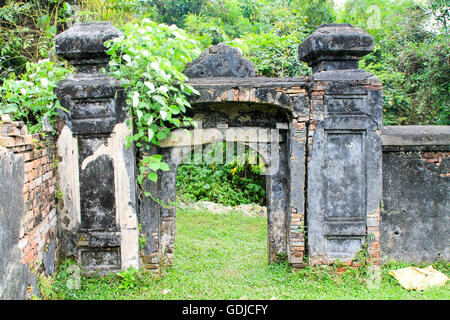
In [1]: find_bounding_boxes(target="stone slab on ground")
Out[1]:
[177,200,267,217]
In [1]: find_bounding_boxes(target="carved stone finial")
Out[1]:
[55,22,123,73]
[298,23,374,74]
[184,43,256,78]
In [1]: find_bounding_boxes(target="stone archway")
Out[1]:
[136,43,312,272]
[55,23,383,274]
[138,98,296,270]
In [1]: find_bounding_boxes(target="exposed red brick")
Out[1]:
[1,129,58,271]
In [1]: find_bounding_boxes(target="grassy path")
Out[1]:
[46,209,450,300]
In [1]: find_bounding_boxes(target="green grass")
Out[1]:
[42,208,450,300]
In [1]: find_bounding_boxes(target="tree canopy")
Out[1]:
[1,0,449,125]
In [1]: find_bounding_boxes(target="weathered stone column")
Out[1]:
[298,24,383,265]
[55,23,139,273]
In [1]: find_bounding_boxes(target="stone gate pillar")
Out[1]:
[298,24,383,265]
[55,23,139,273]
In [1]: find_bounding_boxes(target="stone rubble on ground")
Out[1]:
[177,200,267,217]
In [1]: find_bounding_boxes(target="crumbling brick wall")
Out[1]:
[0,115,58,299]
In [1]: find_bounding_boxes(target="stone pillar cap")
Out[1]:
[298,23,374,73]
[55,22,123,62]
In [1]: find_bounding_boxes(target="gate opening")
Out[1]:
[176,142,267,206]
[174,142,269,272]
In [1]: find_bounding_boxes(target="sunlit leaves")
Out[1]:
[104,19,201,184]
[132,91,140,108]
[0,59,72,133]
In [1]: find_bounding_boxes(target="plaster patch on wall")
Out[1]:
[111,120,139,269]
[80,143,112,171]
[121,229,139,269]
[57,125,80,230]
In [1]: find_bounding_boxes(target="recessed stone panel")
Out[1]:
[325,95,366,115]
[80,248,121,270]
[325,131,366,222]
[71,98,116,120]
[325,236,365,259]
[78,138,117,231]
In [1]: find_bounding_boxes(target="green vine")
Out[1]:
[0,59,71,133]
[104,18,201,186]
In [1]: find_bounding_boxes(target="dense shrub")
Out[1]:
[339,0,450,125]
[184,14,231,47]
[74,0,157,25]
[365,35,449,125]
[177,143,266,206]
[104,18,201,185]
[0,59,71,133]
[0,0,72,80]
[240,31,311,78]
[184,0,334,77]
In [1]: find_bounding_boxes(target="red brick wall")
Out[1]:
[0,115,58,273]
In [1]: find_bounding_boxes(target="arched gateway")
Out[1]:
[55,23,383,274]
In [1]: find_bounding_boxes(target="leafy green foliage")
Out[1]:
[0,0,73,80]
[429,0,449,31]
[74,0,157,25]
[1,0,448,132]
[104,18,201,185]
[235,0,335,77]
[0,59,71,133]
[145,0,206,27]
[183,0,448,123]
[184,0,335,77]
[238,0,335,34]
[364,35,449,125]
[117,267,141,290]
[338,0,450,125]
[184,14,231,47]
[240,31,311,78]
[0,0,74,133]
[177,143,266,206]
[199,0,254,38]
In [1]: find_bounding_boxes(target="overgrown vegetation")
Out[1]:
[182,0,335,78]
[1,0,448,129]
[0,0,72,79]
[38,208,450,300]
[338,0,449,125]
[0,0,74,132]
[104,18,201,186]
[0,58,71,133]
[0,0,448,196]
[176,143,266,206]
